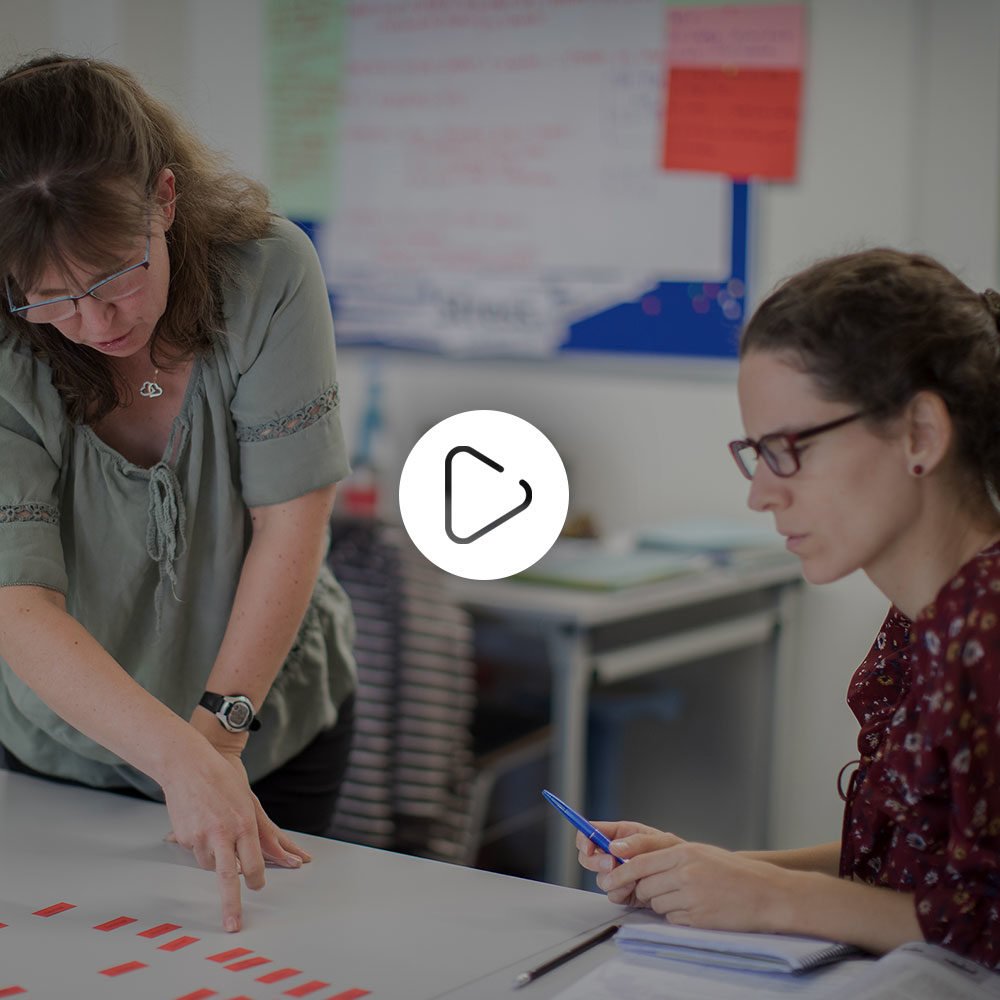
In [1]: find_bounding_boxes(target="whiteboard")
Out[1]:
[312,0,748,359]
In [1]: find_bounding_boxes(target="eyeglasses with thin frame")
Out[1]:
[5,233,151,325]
[728,411,865,480]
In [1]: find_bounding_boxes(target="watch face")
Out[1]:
[227,701,252,730]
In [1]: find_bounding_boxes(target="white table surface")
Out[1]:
[0,770,630,1000]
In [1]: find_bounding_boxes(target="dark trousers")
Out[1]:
[1,693,356,837]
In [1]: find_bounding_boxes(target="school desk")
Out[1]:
[0,769,630,999]
[457,553,804,886]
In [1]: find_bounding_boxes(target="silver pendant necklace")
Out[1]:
[139,369,163,399]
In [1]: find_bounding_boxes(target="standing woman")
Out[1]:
[577,248,1000,966]
[0,55,357,932]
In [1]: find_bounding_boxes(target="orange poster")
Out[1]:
[663,5,804,180]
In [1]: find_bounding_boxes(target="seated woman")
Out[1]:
[578,249,1000,967]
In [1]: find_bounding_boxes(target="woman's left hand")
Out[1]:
[167,708,312,870]
[597,838,790,933]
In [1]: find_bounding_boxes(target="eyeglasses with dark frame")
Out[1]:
[728,411,866,480]
[5,233,151,325]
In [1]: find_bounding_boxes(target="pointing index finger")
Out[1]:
[214,844,244,933]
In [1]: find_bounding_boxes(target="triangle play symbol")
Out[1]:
[444,445,532,544]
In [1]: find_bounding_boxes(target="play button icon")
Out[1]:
[444,445,532,543]
[399,410,569,580]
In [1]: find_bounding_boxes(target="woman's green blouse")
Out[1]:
[0,218,356,797]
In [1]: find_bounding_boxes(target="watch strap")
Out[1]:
[199,692,225,714]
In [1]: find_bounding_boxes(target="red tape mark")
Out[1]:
[94,916,137,932]
[284,982,331,997]
[174,991,217,1000]
[257,968,302,984]
[99,961,148,977]
[225,956,271,972]
[0,988,27,997]
[324,991,371,1000]
[32,902,76,917]
[159,935,200,952]
[207,947,254,963]
[138,922,182,938]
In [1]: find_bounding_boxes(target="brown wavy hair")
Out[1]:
[0,53,273,423]
[740,248,1000,502]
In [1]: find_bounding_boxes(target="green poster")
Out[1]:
[264,0,343,220]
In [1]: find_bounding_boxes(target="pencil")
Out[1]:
[512,923,620,989]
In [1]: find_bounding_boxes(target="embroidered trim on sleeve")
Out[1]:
[236,384,339,444]
[0,503,60,525]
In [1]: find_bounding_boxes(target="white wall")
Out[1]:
[5,0,1000,848]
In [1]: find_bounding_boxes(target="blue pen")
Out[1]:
[542,789,622,865]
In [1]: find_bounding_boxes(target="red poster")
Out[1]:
[663,4,804,180]
[663,66,801,180]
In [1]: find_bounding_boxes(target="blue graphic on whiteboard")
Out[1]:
[561,183,748,359]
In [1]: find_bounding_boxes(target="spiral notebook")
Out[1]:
[615,920,860,975]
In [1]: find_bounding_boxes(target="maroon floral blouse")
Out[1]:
[840,544,1000,967]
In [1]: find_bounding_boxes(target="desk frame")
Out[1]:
[459,558,803,886]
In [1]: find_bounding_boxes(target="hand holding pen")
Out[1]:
[509,793,625,988]
[542,789,624,865]
[573,815,686,909]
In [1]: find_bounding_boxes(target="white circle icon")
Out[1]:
[398,410,569,580]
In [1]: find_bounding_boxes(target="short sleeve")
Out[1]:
[0,336,68,594]
[226,219,350,507]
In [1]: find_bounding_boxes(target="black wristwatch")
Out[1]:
[198,692,261,733]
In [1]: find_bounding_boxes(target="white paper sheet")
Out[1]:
[552,954,870,1000]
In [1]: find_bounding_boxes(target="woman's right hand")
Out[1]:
[159,741,267,933]
[0,590,275,933]
[576,820,683,907]
[186,705,312,870]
